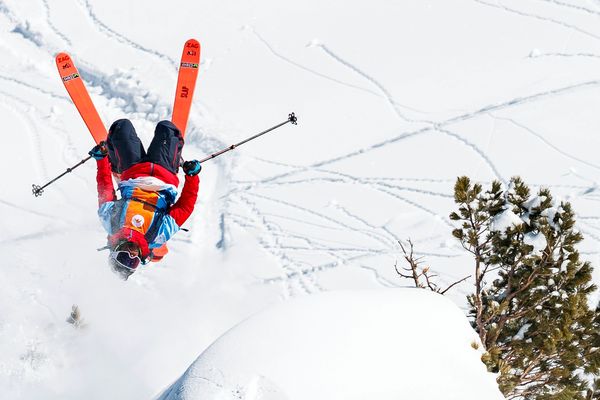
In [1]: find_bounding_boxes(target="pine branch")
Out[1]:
[451,177,600,399]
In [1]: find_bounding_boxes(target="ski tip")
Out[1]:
[185,38,201,51]
[55,52,77,76]
[55,52,73,71]
[180,39,201,67]
[56,52,79,77]
[55,52,70,60]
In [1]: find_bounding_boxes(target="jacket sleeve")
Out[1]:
[168,174,199,226]
[96,157,116,206]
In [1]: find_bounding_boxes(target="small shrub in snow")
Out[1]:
[450,176,600,400]
[395,239,469,294]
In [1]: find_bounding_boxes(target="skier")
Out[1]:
[89,118,202,279]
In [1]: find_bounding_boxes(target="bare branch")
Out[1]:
[396,240,470,296]
[440,275,471,295]
[397,239,425,289]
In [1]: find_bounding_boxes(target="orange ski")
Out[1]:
[56,53,107,144]
[172,39,201,138]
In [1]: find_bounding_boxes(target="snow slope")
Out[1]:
[158,289,504,400]
[2,0,600,398]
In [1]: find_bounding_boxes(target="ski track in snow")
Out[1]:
[11,22,44,47]
[533,0,600,16]
[252,80,600,189]
[216,66,600,284]
[436,127,505,183]
[577,224,600,247]
[368,184,454,228]
[0,1,15,22]
[220,29,600,280]
[41,0,72,46]
[0,199,66,221]
[495,115,600,171]
[229,176,445,286]
[0,229,69,246]
[77,63,170,120]
[232,192,389,286]
[234,195,317,296]
[0,90,49,182]
[78,0,178,69]
[227,169,460,284]
[244,191,404,247]
[249,27,382,98]
[252,28,435,120]
[224,76,600,281]
[0,75,69,102]
[314,43,424,123]
[4,0,175,124]
[230,173,453,204]
[6,0,177,121]
[357,264,399,287]
[474,0,600,41]
[0,78,91,201]
[1,101,84,207]
[529,51,600,60]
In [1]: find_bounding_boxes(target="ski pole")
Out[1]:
[32,155,93,197]
[33,113,298,196]
[195,112,298,164]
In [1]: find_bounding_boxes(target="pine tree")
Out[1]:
[450,176,600,399]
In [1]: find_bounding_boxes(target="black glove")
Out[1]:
[183,160,202,176]
[89,141,108,160]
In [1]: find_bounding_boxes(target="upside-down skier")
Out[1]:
[89,118,202,279]
[33,39,296,280]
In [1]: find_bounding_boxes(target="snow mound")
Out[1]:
[157,289,503,400]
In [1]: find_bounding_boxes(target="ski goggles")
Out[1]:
[110,250,141,270]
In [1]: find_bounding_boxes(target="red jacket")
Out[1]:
[96,157,199,259]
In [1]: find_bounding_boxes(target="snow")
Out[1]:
[524,231,548,253]
[512,323,532,341]
[523,195,543,211]
[541,206,561,230]
[158,289,503,400]
[2,0,600,398]
[491,208,524,232]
